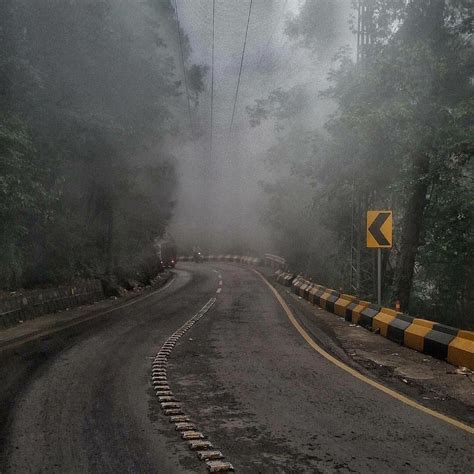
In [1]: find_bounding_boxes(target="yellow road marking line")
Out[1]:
[254,270,474,435]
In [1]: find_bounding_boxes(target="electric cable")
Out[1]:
[228,0,253,135]
[210,0,215,160]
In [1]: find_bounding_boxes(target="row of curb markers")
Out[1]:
[152,296,235,473]
[275,269,474,371]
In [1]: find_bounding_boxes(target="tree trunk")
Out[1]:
[394,153,430,311]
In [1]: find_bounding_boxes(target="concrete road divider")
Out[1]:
[273,268,474,370]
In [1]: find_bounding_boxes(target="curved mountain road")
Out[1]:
[0,262,472,473]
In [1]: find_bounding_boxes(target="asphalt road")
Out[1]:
[0,262,472,473]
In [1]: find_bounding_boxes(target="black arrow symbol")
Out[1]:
[369,212,391,246]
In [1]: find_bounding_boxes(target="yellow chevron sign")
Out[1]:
[367,211,393,248]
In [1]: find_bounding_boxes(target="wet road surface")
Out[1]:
[0,262,472,473]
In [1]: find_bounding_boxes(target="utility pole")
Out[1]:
[350,0,374,297]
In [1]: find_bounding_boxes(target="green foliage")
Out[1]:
[285,0,346,58]
[0,115,55,287]
[0,0,199,289]
[246,86,310,131]
[249,0,473,327]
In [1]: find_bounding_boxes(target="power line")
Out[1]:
[174,0,194,137]
[210,0,215,161]
[228,0,253,136]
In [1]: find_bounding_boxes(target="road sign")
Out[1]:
[367,210,393,305]
[367,211,392,248]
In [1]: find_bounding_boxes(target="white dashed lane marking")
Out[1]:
[151,293,234,472]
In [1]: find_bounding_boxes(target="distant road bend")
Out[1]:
[0,262,472,473]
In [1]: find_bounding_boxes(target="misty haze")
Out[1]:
[0,1,473,473]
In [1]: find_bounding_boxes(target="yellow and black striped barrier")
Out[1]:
[283,272,474,370]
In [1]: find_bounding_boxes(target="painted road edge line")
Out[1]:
[151,294,235,471]
[253,269,474,435]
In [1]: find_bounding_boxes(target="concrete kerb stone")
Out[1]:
[170,415,191,423]
[334,294,357,318]
[358,304,382,329]
[292,277,304,295]
[189,440,213,451]
[321,290,340,314]
[424,324,457,361]
[273,267,474,369]
[181,431,205,440]
[299,281,311,298]
[309,286,326,306]
[206,460,235,472]
[448,330,474,370]
[197,450,224,461]
[175,422,197,431]
[159,396,176,402]
[302,282,313,300]
[372,308,399,337]
[164,408,184,416]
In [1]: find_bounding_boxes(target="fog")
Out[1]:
[3,1,471,326]
[166,0,355,253]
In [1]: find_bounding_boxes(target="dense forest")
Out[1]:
[249,0,473,328]
[0,0,472,329]
[0,0,204,290]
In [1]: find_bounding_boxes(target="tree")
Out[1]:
[247,0,473,326]
[0,0,204,289]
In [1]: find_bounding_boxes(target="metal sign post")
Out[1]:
[367,211,393,306]
[377,248,381,305]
